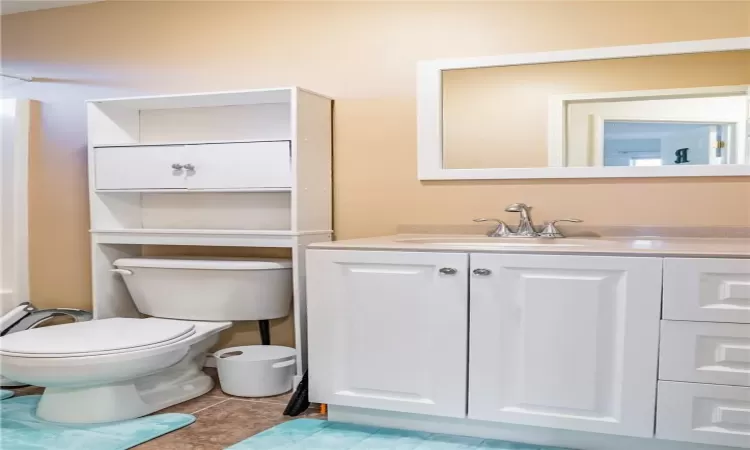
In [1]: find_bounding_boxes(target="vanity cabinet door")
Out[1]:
[307,249,469,418]
[468,253,662,437]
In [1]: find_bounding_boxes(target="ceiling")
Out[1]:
[1,0,103,15]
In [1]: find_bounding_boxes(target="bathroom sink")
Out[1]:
[394,237,614,247]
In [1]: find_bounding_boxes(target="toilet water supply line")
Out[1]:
[0,73,34,82]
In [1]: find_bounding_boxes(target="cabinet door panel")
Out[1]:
[185,141,291,189]
[94,145,186,190]
[307,250,468,418]
[469,254,662,437]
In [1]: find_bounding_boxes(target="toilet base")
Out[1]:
[36,356,213,424]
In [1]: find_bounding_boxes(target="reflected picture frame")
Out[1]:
[417,37,750,180]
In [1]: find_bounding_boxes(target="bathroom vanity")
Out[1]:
[306,235,750,450]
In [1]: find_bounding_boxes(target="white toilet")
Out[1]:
[0,256,293,424]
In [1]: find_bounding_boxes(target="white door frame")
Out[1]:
[1,99,31,310]
[550,85,750,167]
[417,36,750,180]
[589,116,741,167]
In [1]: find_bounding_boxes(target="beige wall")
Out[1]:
[2,1,749,346]
[443,51,750,168]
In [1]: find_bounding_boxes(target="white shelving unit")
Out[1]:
[87,87,333,377]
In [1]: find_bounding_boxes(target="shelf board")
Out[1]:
[90,229,332,247]
[92,138,292,149]
[88,88,294,110]
[95,187,292,194]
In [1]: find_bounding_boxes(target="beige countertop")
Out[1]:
[309,234,750,258]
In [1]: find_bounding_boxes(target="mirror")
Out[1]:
[418,38,750,179]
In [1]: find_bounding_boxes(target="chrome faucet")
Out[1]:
[474,203,583,238]
[505,203,537,237]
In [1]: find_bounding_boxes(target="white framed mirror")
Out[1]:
[417,37,750,180]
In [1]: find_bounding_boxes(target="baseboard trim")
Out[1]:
[327,406,728,450]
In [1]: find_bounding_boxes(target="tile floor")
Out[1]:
[8,368,325,450]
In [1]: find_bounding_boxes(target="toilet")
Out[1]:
[0,256,293,424]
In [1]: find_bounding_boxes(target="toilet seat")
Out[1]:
[0,318,196,358]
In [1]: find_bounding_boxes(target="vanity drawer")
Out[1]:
[663,258,750,324]
[659,320,750,386]
[656,381,750,448]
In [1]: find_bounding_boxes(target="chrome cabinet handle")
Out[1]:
[439,267,458,275]
[171,163,183,170]
[183,163,195,171]
[473,268,491,276]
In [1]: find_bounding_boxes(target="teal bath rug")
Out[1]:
[0,395,194,450]
[0,390,14,400]
[228,419,571,449]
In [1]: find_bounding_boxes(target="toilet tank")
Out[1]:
[112,257,293,321]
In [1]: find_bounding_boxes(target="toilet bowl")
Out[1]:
[0,256,293,424]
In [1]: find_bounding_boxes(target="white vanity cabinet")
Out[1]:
[94,141,292,191]
[307,250,469,418]
[468,253,662,437]
[307,248,750,449]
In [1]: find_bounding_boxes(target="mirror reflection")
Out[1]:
[441,50,750,170]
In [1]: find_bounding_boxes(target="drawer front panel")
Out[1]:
[660,320,750,386]
[663,258,750,324]
[95,145,186,190]
[186,141,292,189]
[656,381,750,448]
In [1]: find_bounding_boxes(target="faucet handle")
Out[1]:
[539,218,583,238]
[473,218,512,237]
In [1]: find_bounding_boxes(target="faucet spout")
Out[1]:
[504,203,537,237]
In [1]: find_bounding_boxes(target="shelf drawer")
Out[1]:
[660,320,750,386]
[663,258,750,323]
[656,381,750,448]
[94,145,186,190]
[94,141,292,191]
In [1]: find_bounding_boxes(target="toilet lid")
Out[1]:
[0,318,196,357]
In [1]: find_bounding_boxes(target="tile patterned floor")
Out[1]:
[6,369,324,450]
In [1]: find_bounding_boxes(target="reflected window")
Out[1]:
[602,121,729,167]
[630,157,662,167]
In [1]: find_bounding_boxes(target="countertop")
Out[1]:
[309,234,750,258]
